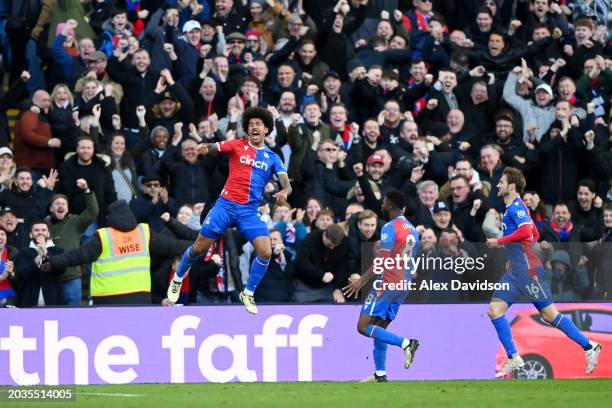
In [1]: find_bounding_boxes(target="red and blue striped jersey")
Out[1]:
[501,197,542,272]
[379,215,420,287]
[216,138,286,205]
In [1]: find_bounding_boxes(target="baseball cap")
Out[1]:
[200,19,215,28]
[0,147,13,157]
[535,83,553,96]
[85,51,107,62]
[323,70,340,81]
[433,201,451,214]
[161,90,178,102]
[367,154,384,166]
[0,207,16,216]
[427,122,450,138]
[141,174,161,184]
[183,20,202,33]
[347,59,365,74]
[227,32,246,42]
[245,29,260,38]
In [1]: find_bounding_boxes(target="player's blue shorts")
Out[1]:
[360,291,403,321]
[200,197,269,242]
[492,266,554,310]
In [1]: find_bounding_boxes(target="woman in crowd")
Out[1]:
[49,83,79,162]
[106,106,151,202]
[75,78,118,142]
[0,147,15,193]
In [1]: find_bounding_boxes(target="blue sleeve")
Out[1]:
[295,222,308,241]
[195,0,211,20]
[510,204,531,227]
[275,219,287,236]
[51,34,74,80]
[300,94,315,111]
[379,223,396,253]
[273,154,286,176]
[410,228,421,257]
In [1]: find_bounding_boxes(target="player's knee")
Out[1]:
[192,238,210,255]
[357,321,369,336]
[257,246,272,260]
[539,309,557,323]
[487,304,503,320]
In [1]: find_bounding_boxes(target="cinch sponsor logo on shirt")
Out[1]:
[240,155,268,171]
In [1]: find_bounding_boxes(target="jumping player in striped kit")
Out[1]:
[167,107,292,313]
[487,167,601,377]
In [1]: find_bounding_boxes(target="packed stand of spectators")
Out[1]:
[0,0,611,307]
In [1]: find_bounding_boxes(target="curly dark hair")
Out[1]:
[385,190,408,211]
[242,106,274,136]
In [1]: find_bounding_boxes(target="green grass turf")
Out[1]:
[2,379,610,408]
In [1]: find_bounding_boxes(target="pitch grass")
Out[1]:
[2,379,611,408]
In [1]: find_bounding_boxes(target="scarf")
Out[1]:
[550,220,573,242]
[63,44,78,57]
[402,10,430,33]
[274,251,287,270]
[285,223,297,246]
[341,123,351,151]
[204,238,226,293]
[531,209,545,228]
[407,77,428,115]
[0,247,15,302]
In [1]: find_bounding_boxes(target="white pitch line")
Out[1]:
[78,392,145,397]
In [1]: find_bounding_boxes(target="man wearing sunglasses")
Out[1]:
[226,32,247,65]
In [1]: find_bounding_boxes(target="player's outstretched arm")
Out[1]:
[197,143,219,156]
[273,173,292,203]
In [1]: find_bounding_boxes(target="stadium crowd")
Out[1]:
[0,0,610,307]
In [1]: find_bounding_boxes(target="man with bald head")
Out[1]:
[14,90,61,178]
[445,109,477,159]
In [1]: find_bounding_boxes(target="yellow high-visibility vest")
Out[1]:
[91,223,151,297]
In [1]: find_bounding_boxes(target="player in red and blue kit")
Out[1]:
[167,107,292,313]
[487,168,601,377]
[343,191,421,382]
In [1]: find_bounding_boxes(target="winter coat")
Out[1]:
[47,190,98,282]
[57,153,117,225]
[106,56,160,129]
[50,34,89,87]
[160,144,216,206]
[0,184,53,221]
[16,245,65,307]
[13,110,55,170]
[295,230,348,290]
[537,123,583,204]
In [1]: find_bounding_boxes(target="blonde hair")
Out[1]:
[51,83,74,107]
[79,115,96,135]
